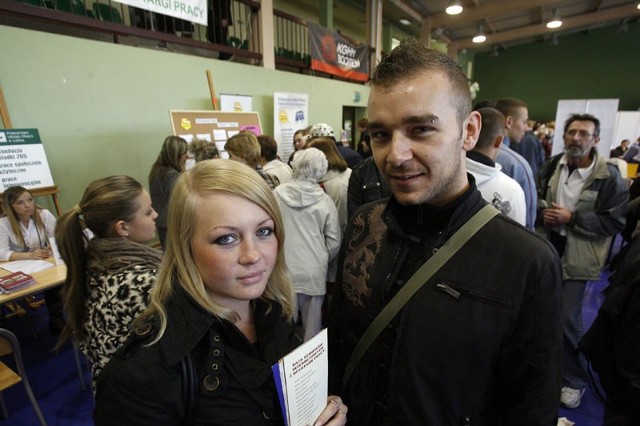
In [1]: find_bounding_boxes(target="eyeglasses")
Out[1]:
[566,129,595,139]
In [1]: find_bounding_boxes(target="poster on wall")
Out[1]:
[0,129,55,192]
[273,92,308,161]
[552,99,619,157]
[308,23,369,82]
[111,0,207,25]
[220,94,253,112]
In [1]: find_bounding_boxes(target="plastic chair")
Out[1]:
[0,328,47,425]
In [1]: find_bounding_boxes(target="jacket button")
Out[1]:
[213,335,221,342]
[211,363,218,370]
[203,374,220,391]
[213,349,221,356]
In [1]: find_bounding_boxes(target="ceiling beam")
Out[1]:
[387,0,422,22]
[429,0,564,28]
[455,3,640,50]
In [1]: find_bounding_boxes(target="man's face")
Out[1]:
[367,70,479,206]
[506,107,529,143]
[563,120,599,166]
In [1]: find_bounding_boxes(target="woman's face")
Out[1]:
[123,190,158,243]
[294,133,306,151]
[191,192,278,312]
[11,191,35,221]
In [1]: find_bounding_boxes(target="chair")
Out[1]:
[0,328,47,425]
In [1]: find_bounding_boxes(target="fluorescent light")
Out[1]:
[399,18,411,26]
[472,34,486,43]
[446,1,463,15]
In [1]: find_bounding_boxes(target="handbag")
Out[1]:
[343,204,499,387]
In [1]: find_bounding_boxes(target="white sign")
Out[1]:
[112,0,207,25]
[220,94,253,112]
[0,129,55,192]
[274,92,308,161]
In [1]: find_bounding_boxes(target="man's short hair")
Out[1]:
[494,98,528,119]
[257,135,278,162]
[476,108,505,151]
[370,38,472,124]
[563,113,601,137]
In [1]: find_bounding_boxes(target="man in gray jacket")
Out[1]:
[538,113,629,409]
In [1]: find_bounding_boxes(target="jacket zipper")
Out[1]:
[382,245,403,299]
[436,282,513,308]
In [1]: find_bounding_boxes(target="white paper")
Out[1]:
[274,329,328,426]
[1,259,55,274]
[48,237,65,266]
[213,129,227,141]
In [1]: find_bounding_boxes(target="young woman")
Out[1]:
[0,186,63,331]
[94,160,347,425]
[288,127,311,166]
[55,176,162,390]
[148,135,189,249]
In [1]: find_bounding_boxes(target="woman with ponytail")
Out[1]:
[55,175,162,390]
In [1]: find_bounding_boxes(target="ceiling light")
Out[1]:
[546,9,562,29]
[637,2,640,9]
[446,0,463,15]
[472,25,486,43]
[399,18,411,26]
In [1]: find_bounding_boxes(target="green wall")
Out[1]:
[473,21,640,122]
[0,25,369,211]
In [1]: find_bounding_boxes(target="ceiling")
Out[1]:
[382,0,640,53]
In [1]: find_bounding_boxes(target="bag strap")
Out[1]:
[342,204,499,387]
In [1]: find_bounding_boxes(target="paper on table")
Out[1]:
[1,259,55,274]
[272,328,328,426]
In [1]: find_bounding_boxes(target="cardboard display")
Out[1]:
[169,110,262,156]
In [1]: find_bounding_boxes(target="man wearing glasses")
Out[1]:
[538,113,629,409]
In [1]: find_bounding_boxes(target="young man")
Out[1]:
[328,38,562,425]
[538,113,629,409]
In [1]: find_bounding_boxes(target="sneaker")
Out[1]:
[560,386,585,408]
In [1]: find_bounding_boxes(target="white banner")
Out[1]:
[0,129,55,192]
[113,0,207,25]
[273,92,309,161]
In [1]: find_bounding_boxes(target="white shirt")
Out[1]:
[554,155,596,235]
[263,159,293,184]
[0,209,56,261]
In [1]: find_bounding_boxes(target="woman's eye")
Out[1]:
[214,234,237,245]
[257,227,274,238]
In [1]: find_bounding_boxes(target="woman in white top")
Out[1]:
[0,186,63,331]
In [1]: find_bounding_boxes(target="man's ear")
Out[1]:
[493,135,504,149]
[504,115,513,130]
[462,111,481,152]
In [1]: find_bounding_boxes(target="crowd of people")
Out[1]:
[3,37,639,425]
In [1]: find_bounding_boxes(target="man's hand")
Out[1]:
[542,203,572,227]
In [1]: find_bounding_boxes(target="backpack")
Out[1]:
[579,235,640,414]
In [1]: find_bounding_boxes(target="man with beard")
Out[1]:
[538,113,629,409]
[329,38,562,425]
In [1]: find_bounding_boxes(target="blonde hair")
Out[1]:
[138,159,295,342]
[307,137,348,172]
[224,131,262,167]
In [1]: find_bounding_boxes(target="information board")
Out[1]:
[169,110,262,158]
[0,128,54,192]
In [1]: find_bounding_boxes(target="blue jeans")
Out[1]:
[562,279,587,389]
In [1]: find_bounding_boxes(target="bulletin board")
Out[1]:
[169,110,263,157]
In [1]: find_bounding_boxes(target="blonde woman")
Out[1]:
[95,160,347,425]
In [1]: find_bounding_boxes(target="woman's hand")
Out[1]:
[30,248,51,260]
[313,396,347,426]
